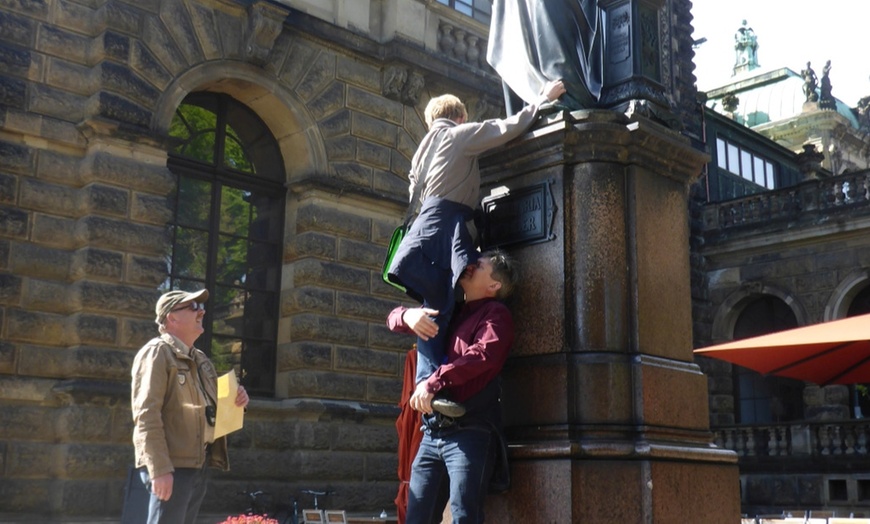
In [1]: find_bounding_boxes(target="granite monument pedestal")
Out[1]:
[479,110,739,523]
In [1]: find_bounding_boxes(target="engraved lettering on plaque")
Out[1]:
[481,182,556,249]
[610,6,631,64]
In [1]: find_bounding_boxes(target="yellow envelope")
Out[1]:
[214,371,244,439]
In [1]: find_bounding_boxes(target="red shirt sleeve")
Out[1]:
[425,303,514,398]
[387,306,413,335]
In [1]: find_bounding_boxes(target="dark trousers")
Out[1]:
[386,197,477,385]
[138,465,210,524]
[415,288,455,385]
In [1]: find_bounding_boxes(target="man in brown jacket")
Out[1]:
[131,289,249,524]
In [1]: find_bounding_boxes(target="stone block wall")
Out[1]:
[1,0,175,505]
[204,399,401,516]
[695,203,870,425]
[0,0,704,519]
[0,0,507,518]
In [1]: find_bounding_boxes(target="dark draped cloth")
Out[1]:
[486,0,603,109]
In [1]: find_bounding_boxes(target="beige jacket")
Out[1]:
[131,333,228,479]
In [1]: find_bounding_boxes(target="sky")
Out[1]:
[690,0,869,107]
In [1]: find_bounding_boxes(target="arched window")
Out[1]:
[847,285,870,417]
[847,284,870,317]
[165,92,285,397]
[732,296,804,423]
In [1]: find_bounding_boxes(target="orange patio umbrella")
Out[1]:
[694,313,870,385]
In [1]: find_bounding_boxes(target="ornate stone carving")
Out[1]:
[245,1,288,66]
[599,0,670,111]
[640,7,659,78]
[383,66,408,99]
[658,0,672,93]
[796,143,825,180]
[382,66,426,106]
[721,93,739,114]
[402,71,425,106]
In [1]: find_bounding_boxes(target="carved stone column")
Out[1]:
[479,110,739,523]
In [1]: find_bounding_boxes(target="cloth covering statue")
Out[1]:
[487,0,603,110]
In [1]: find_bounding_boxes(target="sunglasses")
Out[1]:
[171,302,206,313]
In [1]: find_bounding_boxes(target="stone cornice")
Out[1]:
[755,108,856,143]
[480,110,708,186]
[701,212,870,259]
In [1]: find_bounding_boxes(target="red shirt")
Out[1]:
[387,298,514,402]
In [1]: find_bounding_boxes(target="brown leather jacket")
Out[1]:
[131,333,228,479]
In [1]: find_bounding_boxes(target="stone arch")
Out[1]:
[824,268,870,320]
[151,61,328,182]
[711,283,808,342]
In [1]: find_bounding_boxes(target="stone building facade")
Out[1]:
[0,0,704,520]
[692,22,870,516]
[0,0,507,518]
[694,163,870,516]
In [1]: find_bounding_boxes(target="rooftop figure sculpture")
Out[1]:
[486,0,603,113]
[733,19,759,75]
[819,60,836,109]
[802,62,819,103]
[857,95,870,131]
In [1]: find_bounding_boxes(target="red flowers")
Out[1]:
[218,515,279,524]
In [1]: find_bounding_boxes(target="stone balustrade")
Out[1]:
[436,19,490,71]
[714,420,870,458]
[702,171,870,231]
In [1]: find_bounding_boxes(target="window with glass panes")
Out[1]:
[732,296,804,423]
[437,0,491,23]
[166,92,285,397]
[716,136,776,190]
[848,286,870,418]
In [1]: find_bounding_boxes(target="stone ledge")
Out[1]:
[246,397,398,422]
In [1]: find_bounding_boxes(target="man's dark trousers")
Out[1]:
[139,465,210,524]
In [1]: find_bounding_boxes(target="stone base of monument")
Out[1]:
[488,455,737,522]
[478,109,740,523]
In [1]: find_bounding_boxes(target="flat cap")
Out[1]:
[155,289,208,325]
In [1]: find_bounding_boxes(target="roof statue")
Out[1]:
[721,93,739,114]
[819,60,837,110]
[857,95,870,132]
[733,20,759,76]
[802,62,819,103]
